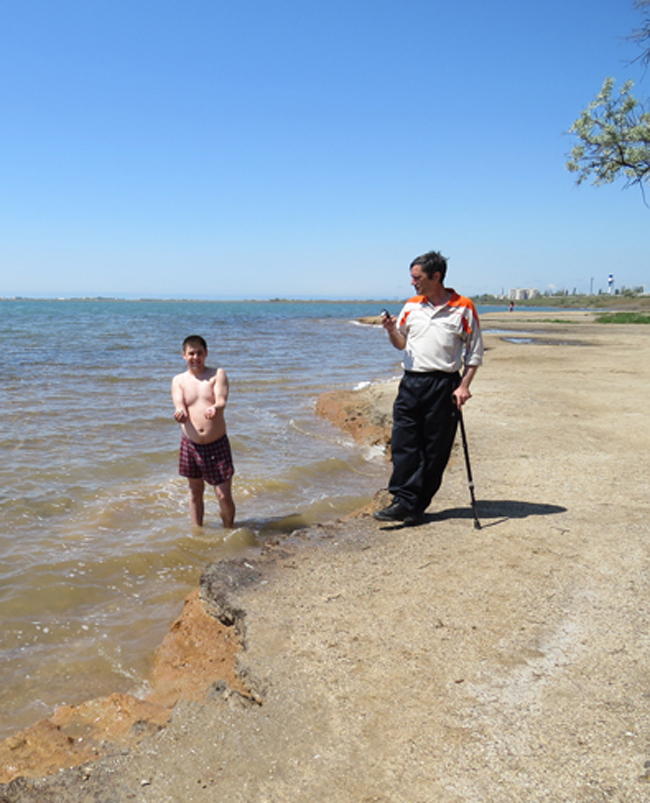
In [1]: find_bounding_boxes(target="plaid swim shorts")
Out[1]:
[179,433,235,486]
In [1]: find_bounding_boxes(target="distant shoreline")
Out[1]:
[473,293,650,311]
[2,294,649,309]
[2,297,406,304]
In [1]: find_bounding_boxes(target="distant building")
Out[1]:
[509,288,540,301]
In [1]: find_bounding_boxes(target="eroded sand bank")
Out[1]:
[2,310,650,802]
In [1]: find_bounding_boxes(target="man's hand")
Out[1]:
[382,314,407,350]
[205,405,217,419]
[452,387,472,408]
[174,408,188,422]
[381,313,397,334]
[453,365,479,408]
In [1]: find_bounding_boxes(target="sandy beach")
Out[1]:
[2,309,650,802]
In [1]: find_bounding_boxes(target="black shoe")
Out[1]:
[402,511,424,526]
[373,501,411,522]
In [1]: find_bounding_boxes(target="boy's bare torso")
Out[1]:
[172,367,228,445]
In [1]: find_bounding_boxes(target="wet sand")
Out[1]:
[2,310,650,802]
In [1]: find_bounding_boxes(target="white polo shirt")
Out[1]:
[397,290,484,373]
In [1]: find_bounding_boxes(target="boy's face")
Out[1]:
[182,344,207,374]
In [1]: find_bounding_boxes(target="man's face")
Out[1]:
[183,345,207,374]
[410,264,440,296]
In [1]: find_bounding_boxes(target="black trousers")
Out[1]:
[388,371,460,515]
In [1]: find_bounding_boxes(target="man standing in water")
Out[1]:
[374,250,483,525]
[171,335,236,528]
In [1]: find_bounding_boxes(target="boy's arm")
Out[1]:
[205,368,229,419]
[171,375,188,422]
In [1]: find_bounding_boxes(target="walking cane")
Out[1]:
[457,408,481,530]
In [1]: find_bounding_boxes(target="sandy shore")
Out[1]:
[2,310,650,802]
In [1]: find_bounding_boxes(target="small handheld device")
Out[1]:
[380,308,391,319]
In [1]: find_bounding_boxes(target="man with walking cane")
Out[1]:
[374,250,484,526]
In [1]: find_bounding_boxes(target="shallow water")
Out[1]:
[1,299,407,738]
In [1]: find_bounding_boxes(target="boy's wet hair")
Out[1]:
[182,335,207,352]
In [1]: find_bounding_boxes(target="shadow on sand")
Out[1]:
[429,499,567,529]
[378,500,568,531]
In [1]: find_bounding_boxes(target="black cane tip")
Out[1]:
[474,520,482,530]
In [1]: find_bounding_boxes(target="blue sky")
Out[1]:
[1,0,648,300]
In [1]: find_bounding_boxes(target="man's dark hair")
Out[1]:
[182,335,207,352]
[410,250,448,282]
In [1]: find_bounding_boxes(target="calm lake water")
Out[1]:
[0,298,503,739]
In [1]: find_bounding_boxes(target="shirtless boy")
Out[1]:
[171,335,236,528]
